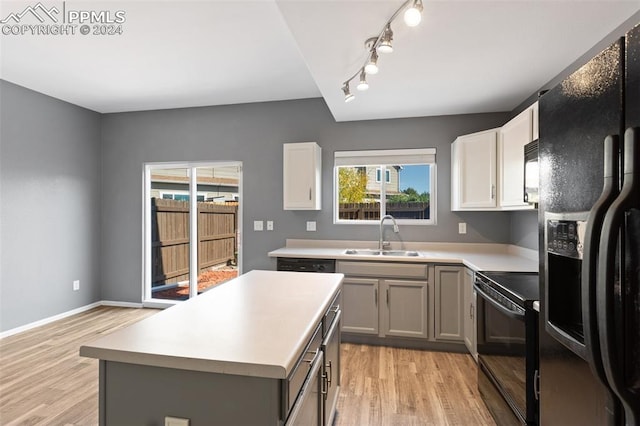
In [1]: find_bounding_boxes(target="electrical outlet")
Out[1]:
[266,220,274,231]
[458,222,467,234]
[306,221,316,232]
[253,220,263,231]
[73,280,80,291]
[165,417,189,426]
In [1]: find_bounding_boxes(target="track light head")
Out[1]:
[377,25,394,54]
[404,0,423,27]
[342,83,355,102]
[357,69,369,91]
[364,50,379,75]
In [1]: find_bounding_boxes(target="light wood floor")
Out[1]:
[0,307,495,425]
[335,344,495,426]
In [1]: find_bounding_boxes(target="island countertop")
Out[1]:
[80,270,343,379]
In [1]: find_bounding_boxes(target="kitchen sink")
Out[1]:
[344,249,381,255]
[343,249,420,257]
[381,250,420,257]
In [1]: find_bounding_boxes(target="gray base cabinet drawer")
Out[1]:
[337,261,428,279]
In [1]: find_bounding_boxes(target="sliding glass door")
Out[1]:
[143,162,242,305]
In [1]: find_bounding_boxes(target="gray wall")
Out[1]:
[0,80,102,331]
[509,210,538,250]
[101,100,510,302]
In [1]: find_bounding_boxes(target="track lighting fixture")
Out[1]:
[340,0,424,103]
[404,0,423,27]
[357,69,369,91]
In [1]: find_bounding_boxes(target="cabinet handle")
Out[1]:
[534,369,540,400]
[309,188,312,200]
[386,289,390,306]
[375,288,378,305]
[326,360,332,386]
[321,372,328,400]
[491,185,496,200]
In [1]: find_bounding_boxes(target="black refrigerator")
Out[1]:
[538,23,640,425]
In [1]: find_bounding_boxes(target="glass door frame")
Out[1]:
[142,161,243,307]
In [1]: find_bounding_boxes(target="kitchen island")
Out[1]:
[80,270,343,425]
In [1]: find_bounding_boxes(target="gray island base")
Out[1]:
[80,270,344,426]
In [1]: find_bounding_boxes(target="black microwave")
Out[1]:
[524,140,539,205]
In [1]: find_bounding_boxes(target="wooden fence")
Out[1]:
[339,202,430,220]
[151,198,238,286]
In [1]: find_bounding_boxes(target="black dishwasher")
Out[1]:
[277,258,336,273]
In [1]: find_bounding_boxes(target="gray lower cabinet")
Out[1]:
[434,265,464,342]
[322,310,341,426]
[463,268,478,360]
[342,277,379,335]
[338,261,429,340]
[381,279,429,339]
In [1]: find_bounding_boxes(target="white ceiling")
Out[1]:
[1,1,639,121]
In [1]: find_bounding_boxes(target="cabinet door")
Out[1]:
[285,353,322,426]
[283,142,321,210]
[322,312,341,426]
[451,129,498,210]
[463,268,477,360]
[341,278,378,335]
[434,266,464,342]
[380,279,429,339]
[499,108,534,208]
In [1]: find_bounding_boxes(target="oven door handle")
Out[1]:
[474,284,525,320]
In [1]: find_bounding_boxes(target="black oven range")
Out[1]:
[474,271,539,426]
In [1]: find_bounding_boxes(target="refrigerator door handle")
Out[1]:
[581,135,619,384]
[597,127,640,426]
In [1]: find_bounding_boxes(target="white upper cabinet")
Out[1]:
[451,128,498,210]
[283,142,322,210]
[451,102,538,211]
[499,105,535,209]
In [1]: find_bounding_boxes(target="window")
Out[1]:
[375,168,391,183]
[334,148,436,224]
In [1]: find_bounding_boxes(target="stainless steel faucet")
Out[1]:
[379,215,399,251]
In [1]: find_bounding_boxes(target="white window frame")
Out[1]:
[333,148,437,226]
[142,161,243,308]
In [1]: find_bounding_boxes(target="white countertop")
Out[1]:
[80,270,343,379]
[269,239,538,273]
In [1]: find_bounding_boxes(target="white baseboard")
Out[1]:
[101,300,144,308]
[0,300,144,339]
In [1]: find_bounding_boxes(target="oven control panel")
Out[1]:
[546,219,585,259]
[475,278,525,316]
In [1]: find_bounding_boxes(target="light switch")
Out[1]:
[306,221,316,232]
[267,220,274,231]
[458,222,467,234]
[253,220,263,231]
